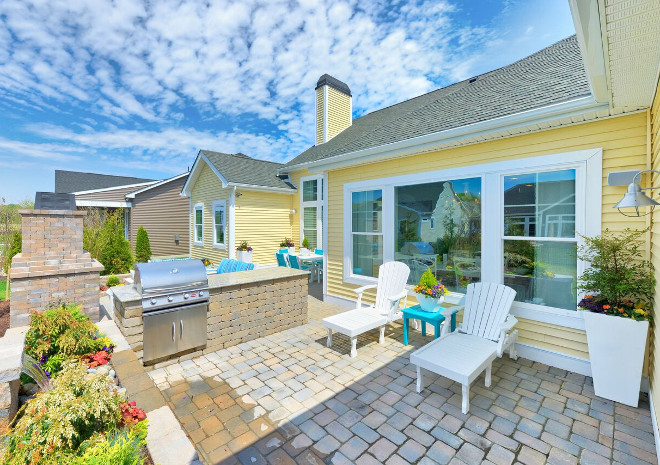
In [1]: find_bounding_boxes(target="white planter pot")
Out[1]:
[300,248,309,256]
[415,293,444,312]
[237,250,253,263]
[288,247,295,254]
[583,311,649,407]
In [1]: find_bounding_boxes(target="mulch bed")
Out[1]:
[0,300,9,337]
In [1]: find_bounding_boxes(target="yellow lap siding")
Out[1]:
[190,164,230,264]
[325,113,649,360]
[649,81,660,422]
[235,191,293,265]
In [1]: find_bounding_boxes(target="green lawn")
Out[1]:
[0,280,9,300]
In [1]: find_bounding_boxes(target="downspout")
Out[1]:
[229,187,236,259]
[188,197,192,258]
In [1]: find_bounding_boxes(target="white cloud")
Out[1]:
[0,0,575,191]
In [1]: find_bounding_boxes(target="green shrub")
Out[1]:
[24,303,113,376]
[418,268,438,288]
[2,230,21,275]
[73,421,148,465]
[302,237,310,249]
[99,211,133,275]
[2,362,121,464]
[106,275,121,287]
[134,226,151,264]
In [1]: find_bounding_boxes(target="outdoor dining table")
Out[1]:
[290,252,323,283]
[402,304,459,345]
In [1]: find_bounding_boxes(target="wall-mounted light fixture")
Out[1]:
[290,209,296,214]
[235,191,243,198]
[612,170,660,217]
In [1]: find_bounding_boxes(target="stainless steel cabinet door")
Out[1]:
[177,303,208,353]
[143,308,178,363]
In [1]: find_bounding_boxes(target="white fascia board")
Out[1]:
[569,0,610,104]
[126,172,189,198]
[228,183,296,194]
[283,97,608,173]
[76,200,132,208]
[181,151,229,197]
[72,181,156,195]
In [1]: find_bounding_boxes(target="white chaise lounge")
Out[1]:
[411,282,518,414]
[322,262,410,357]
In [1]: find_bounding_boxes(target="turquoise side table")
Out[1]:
[403,305,458,345]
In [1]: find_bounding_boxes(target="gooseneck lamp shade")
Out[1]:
[614,169,660,217]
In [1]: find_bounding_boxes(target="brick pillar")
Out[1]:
[9,209,104,327]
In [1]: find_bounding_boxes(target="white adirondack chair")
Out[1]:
[322,262,410,357]
[411,282,518,414]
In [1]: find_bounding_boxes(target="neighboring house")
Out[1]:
[269,0,660,391]
[125,173,190,258]
[180,151,296,265]
[55,170,189,258]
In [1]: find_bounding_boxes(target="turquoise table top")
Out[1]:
[402,305,458,345]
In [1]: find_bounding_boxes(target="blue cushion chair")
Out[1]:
[276,253,289,267]
[314,249,323,255]
[278,248,289,254]
[289,255,313,282]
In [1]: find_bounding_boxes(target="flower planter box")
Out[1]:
[288,247,295,255]
[583,311,648,407]
[237,250,253,263]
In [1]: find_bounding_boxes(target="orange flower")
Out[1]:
[619,308,624,313]
[585,294,593,299]
[603,305,611,310]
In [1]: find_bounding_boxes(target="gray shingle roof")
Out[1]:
[201,150,294,190]
[284,35,590,169]
[55,170,156,193]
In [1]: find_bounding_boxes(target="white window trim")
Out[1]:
[300,174,324,250]
[193,202,204,246]
[342,148,602,329]
[212,200,226,249]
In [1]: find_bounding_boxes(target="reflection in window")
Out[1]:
[303,179,318,202]
[303,207,318,249]
[504,170,575,238]
[503,169,577,310]
[352,190,383,278]
[394,178,481,291]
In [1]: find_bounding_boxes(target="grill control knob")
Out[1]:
[167,295,174,302]
[183,293,189,299]
[150,298,157,305]
[199,291,204,297]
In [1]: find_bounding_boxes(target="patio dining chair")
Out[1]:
[289,254,313,282]
[322,262,410,357]
[275,252,289,268]
[411,282,518,414]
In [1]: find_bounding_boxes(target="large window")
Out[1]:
[342,149,601,323]
[503,169,577,310]
[351,190,383,278]
[194,203,203,245]
[301,176,323,250]
[395,178,481,291]
[212,201,226,248]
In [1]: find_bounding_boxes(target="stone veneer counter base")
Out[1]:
[112,267,310,367]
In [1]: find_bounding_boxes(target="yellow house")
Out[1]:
[275,2,660,439]
[181,150,297,265]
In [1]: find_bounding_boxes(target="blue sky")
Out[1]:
[0,0,576,203]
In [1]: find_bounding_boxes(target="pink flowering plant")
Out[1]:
[413,268,448,299]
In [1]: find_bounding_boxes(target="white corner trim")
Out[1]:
[188,197,192,257]
[514,343,592,377]
[75,200,132,208]
[228,187,236,259]
[649,388,660,464]
[569,0,610,104]
[322,172,329,297]
[72,181,156,196]
[126,172,189,198]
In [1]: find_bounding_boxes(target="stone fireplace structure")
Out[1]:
[9,209,103,327]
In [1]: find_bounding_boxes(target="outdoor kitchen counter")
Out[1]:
[207,267,309,289]
[111,266,310,366]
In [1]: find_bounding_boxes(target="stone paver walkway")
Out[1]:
[148,296,658,465]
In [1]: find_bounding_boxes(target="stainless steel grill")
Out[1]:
[134,260,209,364]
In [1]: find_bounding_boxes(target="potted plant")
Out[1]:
[301,237,310,256]
[577,228,654,407]
[280,238,295,254]
[236,241,253,263]
[413,268,448,312]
